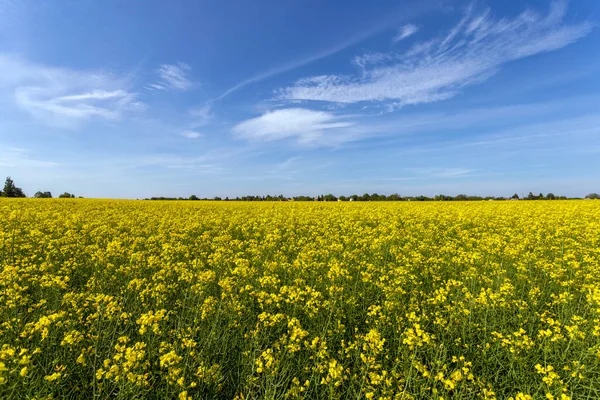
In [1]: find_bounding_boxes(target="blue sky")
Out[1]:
[1,0,599,198]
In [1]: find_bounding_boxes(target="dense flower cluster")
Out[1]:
[1,199,599,399]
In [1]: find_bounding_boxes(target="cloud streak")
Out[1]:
[213,1,436,101]
[188,104,213,126]
[0,54,142,127]
[152,62,193,91]
[233,108,355,144]
[393,24,418,42]
[180,130,203,139]
[278,1,591,107]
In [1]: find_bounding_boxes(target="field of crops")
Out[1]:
[1,199,599,399]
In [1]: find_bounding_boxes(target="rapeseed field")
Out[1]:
[1,199,599,399]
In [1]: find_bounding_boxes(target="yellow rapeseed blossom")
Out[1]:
[1,199,599,398]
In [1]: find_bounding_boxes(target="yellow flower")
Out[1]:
[179,391,191,400]
[44,372,62,382]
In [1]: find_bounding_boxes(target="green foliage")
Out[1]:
[34,191,53,198]
[2,177,26,198]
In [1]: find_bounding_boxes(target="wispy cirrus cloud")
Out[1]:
[15,88,138,120]
[393,23,418,42]
[269,156,302,174]
[232,108,356,144]
[180,130,203,139]
[188,104,213,126]
[150,62,194,91]
[211,1,437,102]
[278,1,592,107]
[0,54,143,127]
[126,147,260,173]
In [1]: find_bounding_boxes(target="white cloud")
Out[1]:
[232,108,354,144]
[278,1,591,106]
[146,83,167,91]
[155,62,193,90]
[211,3,435,101]
[122,148,258,174]
[180,130,203,139]
[188,104,213,126]
[0,54,142,127]
[393,23,418,42]
[15,88,138,120]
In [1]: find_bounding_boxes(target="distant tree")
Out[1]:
[388,193,402,201]
[585,193,600,199]
[293,196,313,201]
[34,191,53,198]
[58,192,74,198]
[2,177,16,197]
[140,191,581,202]
[2,177,26,198]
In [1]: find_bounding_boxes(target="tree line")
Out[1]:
[0,177,79,198]
[149,192,600,202]
[2,176,598,201]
